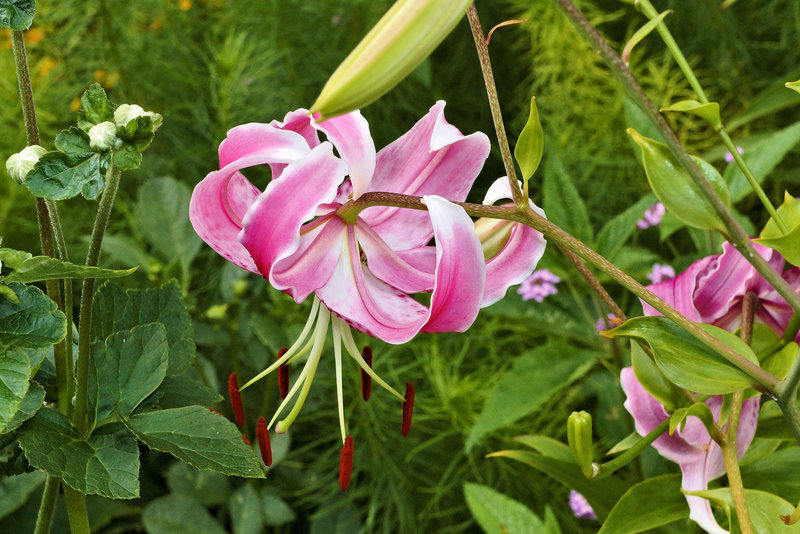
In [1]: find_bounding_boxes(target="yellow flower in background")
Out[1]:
[93,70,120,89]
[38,58,58,77]
[179,0,193,11]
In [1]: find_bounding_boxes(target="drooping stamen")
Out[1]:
[338,319,404,401]
[228,372,245,427]
[277,348,289,399]
[339,435,354,491]
[402,382,415,437]
[257,416,273,467]
[361,346,372,401]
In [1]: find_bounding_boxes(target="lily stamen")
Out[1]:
[228,372,245,427]
[339,435,354,491]
[257,416,272,467]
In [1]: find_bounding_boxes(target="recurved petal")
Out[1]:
[239,142,347,300]
[356,222,434,293]
[312,111,376,200]
[680,458,729,534]
[641,258,708,321]
[218,122,312,168]
[270,109,321,149]
[360,101,490,250]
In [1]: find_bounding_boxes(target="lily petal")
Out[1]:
[312,111,376,200]
[681,459,729,534]
[361,101,490,250]
[641,259,708,321]
[218,122,311,169]
[270,109,321,149]
[356,222,434,293]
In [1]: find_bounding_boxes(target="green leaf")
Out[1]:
[463,482,545,534]
[466,344,595,450]
[24,151,103,200]
[741,447,800,501]
[756,192,800,266]
[761,342,798,381]
[514,96,544,183]
[724,122,800,203]
[0,251,135,284]
[3,382,44,434]
[669,403,715,436]
[543,153,593,243]
[621,10,671,64]
[604,317,758,394]
[788,79,800,95]
[0,0,35,30]
[309,500,362,534]
[54,127,92,156]
[17,408,139,498]
[230,484,263,534]
[629,129,730,233]
[661,100,722,130]
[686,488,800,533]
[135,177,202,270]
[166,462,229,506]
[117,116,155,151]
[631,341,682,411]
[728,77,800,131]
[112,144,142,171]
[262,492,297,526]
[0,348,37,434]
[93,282,195,375]
[142,495,226,534]
[0,471,45,519]
[127,406,263,477]
[78,83,116,130]
[88,324,169,429]
[155,371,222,409]
[598,474,686,534]
[0,283,65,349]
[594,194,655,260]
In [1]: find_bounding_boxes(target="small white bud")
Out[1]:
[114,103,162,131]
[88,121,118,151]
[6,145,47,184]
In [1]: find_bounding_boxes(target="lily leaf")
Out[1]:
[669,402,715,436]
[514,96,544,183]
[598,474,686,534]
[662,99,722,130]
[755,191,800,266]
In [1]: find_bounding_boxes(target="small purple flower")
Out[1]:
[518,269,560,302]
[596,313,617,331]
[646,263,676,285]
[724,146,743,163]
[569,490,596,520]
[636,202,665,230]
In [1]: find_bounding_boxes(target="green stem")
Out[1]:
[634,0,785,232]
[72,164,122,436]
[594,419,669,479]
[33,477,60,534]
[63,485,90,534]
[466,4,524,206]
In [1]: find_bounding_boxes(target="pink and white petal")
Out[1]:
[483,221,547,305]
[680,459,729,534]
[239,142,347,299]
[421,196,486,333]
[641,259,709,320]
[270,109,321,149]
[360,101,491,250]
[270,217,348,302]
[620,368,705,464]
[190,168,261,274]
[735,396,760,461]
[218,122,311,168]
[312,111,376,200]
[693,244,762,325]
[356,223,434,293]
[397,247,437,275]
[316,227,430,343]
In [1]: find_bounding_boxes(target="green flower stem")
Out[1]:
[560,246,627,322]
[634,0,785,233]
[593,419,669,479]
[33,477,60,534]
[466,4,524,207]
[338,193,780,396]
[63,485,90,534]
[73,164,122,436]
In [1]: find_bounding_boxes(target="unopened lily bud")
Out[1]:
[88,121,118,151]
[567,411,596,478]
[311,0,473,119]
[474,217,514,260]
[6,145,47,184]
[114,103,163,131]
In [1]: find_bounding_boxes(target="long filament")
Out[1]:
[338,317,404,401]
[332,320,347,444]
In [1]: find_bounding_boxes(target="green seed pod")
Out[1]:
[311,0,473,119]
[567,411,595,478]
[628,128,730,233]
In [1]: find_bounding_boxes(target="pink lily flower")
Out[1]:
[621,368,759,534]
[189,102,546,446]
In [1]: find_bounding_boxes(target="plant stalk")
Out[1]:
[63,485,90,534]
[33,477,61,534]
[593,419,669,479]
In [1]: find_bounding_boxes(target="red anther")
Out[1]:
[360,346,372,401]
[339,435,354,491]
[401,382,414,437]
[228,372,245,427]
[277,347,289,400]
[257,416,272,467]
[241,433,251,446]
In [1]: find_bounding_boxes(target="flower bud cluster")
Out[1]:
[5,145,47,184]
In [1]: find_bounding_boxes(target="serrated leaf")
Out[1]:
[1,252,135,284]
[544,153,593,243]
[17,408,139,498]
[0,283,65,349]
[54,126,92,156]
[93,282,195,375]
[112,145,142,171]
[135,177,202,270]
[466,343,596,450]
[78,83,116,130]
[142,495,226,534]
[0,348,36,434]
[3,382,44,434]
[24,151,103,200]
[662,99,721,130]
[464,482,544,534]
[0,0,35,30]
[88,324,169,429]
[622,10,671,65]
[117,116,154,151]
[128,406,263,478]
[514,96,544,183]
[604,317,758,394]
[155,371,222,409]
[756,192,800,266]
[598,474,686,534]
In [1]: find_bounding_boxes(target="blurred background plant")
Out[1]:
[2,0,800,532]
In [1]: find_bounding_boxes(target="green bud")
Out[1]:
[567,411,596,478]
[311,0,473,119]
[88,121,118,151]
[5,145,47,184]
[628,128,730,233]
[514,96,544,185]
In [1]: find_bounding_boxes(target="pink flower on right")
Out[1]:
[622,242,800,533]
